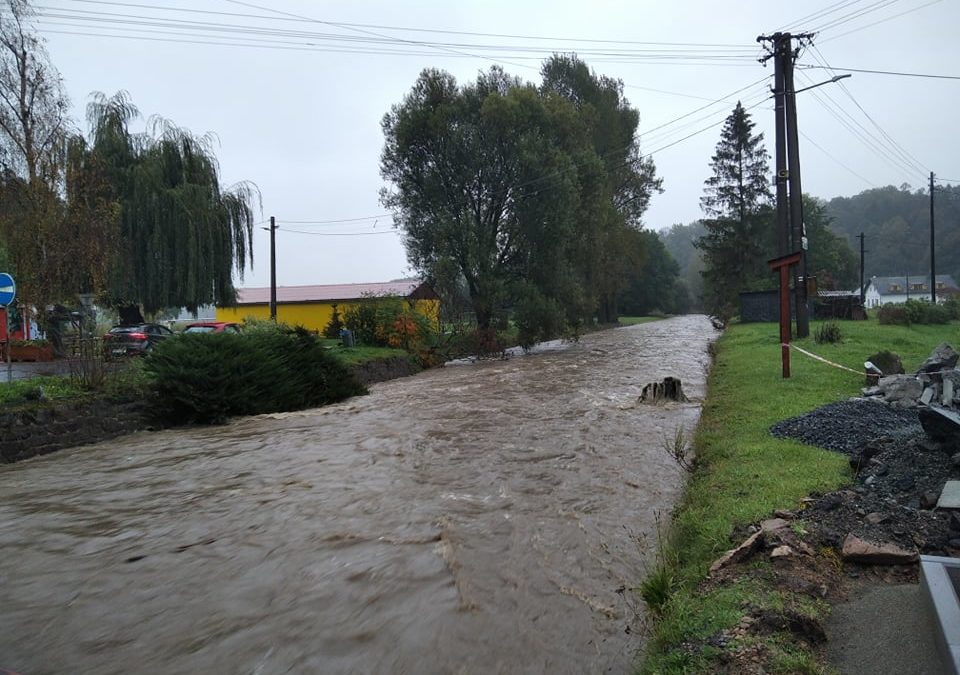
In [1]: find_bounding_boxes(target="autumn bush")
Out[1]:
[144,322,366,424]
[342,295,438,360]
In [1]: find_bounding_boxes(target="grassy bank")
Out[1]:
[641,317,960,673]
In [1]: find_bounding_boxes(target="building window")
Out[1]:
[889,284,901,292]
[910,283,927,292]
[937,282,945,289]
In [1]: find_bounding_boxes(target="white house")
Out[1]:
[862,274,959,308]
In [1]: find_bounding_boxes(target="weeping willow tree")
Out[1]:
[83,91,258,315]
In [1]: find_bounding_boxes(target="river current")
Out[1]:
[0,315,715,674]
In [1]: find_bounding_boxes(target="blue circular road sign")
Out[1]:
[0,273,16,306]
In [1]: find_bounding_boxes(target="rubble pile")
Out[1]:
[862,342,960,410]
[764,342,960,565]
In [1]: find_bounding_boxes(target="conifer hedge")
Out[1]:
[143,323,366,424]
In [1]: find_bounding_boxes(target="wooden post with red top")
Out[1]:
[768,252,802,378]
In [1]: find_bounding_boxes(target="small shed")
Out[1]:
[215,279,439,333]
[739,289,795,323]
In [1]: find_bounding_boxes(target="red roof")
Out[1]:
[235,279,426,305]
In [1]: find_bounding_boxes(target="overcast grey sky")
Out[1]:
[35,0,960,288]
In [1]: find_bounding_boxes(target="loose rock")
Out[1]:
[841,535,918,564]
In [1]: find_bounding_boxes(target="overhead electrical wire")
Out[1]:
[819,0,943,42]
[796,64,960,80]
[808,0,904,33]
[44,0,757,48]
[796,70,927,182]
[281,228,398,236]
[808,44,929,176]
[777,0,867,32]
[27,1,759,68]
[798,129,878,187]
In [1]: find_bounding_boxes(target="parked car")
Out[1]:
[182,321,242,334]
[103,323,175,357]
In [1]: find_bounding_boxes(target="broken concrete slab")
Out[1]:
[922,387,935,405]
[944,373,959,407]
[842,534,918,564]
[938,481,960,510]
[878,374,923,404]
[918,343,959,375]
[920,406,960,446]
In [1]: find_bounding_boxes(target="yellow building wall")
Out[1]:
[216,298,440,334]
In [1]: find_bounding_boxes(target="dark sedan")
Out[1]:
[103,323,174,357]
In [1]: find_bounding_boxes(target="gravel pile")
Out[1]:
[769,399,922,455]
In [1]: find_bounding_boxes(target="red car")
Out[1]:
[182,321,242,334]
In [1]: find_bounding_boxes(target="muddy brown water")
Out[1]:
[0,316,715,675]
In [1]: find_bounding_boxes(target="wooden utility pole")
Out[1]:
[268,215,278,320]
[930,171,936,304]
[773,40,790,258]
[782,38,811,338]
[758,31,814,338]
[858,232,866,305]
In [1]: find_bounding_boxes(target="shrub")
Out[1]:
[877,304,910,325]
[342,295,437,354]
[944,296,960,320]
[323,305,344,339]
[143,322,366,424]
[814,321,842,344]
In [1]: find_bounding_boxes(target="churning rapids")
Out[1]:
[0,316,716,675]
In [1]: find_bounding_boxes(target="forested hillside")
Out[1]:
[824,184,960,283]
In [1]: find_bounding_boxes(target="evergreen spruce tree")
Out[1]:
[695,102,773,319]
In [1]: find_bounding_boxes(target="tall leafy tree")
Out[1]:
[83,91,258,314]
[696,102,773,317]
[0,0,77,316]
[618,229,689,316]
[802,194,858,289]
[540,54,661,322]
[381,67,591,334]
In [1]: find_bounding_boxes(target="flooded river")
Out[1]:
[0,315,715,675]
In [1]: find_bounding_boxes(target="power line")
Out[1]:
[799,129,878,187]
[797,64,960,80]
[777,0,866,32]
[796,69,927,181]
[809,0,904,33]
[819,0,944,42]
[281,228,399,236]
[809,45,929,176]
[32,7,757,58]
[278,215,392,225]
[44,0,757,48]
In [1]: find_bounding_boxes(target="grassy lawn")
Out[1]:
[0,375,86,407]
[640,317,960,674]
[328,345,410,366]
[619,315,670,325]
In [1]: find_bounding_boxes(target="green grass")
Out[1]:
[619,315,670,325]
[328,345,411,366]
[640,317,959,674]
[0,375,87,407]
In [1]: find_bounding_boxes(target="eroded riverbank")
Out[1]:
[0,315,715,675]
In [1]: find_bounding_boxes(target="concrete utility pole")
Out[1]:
[857,232,867,305]
[930,171,936,304]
